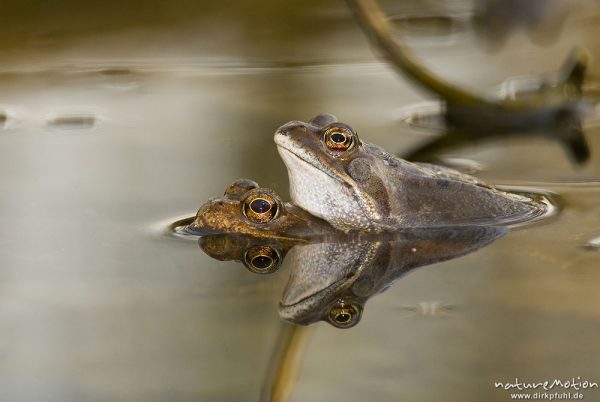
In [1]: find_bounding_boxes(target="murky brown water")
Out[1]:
[0,1,599,401]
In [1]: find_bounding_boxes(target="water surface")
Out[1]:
[0,1,599,401]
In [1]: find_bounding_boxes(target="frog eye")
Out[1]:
[243,192,279,223]
[323,126,356,152]
[327,300,362,328]
[243,245,282,274]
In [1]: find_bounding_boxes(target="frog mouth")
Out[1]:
[274,133,347,184]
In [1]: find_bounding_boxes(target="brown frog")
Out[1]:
[186,178,340,241]
[274,114,544,232]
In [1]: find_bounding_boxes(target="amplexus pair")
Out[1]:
[188,114,544,239]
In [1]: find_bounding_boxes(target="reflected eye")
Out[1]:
[324,126,356,152]
[328,300,362,328]
[243,245,281,274]
[243,193,279,223]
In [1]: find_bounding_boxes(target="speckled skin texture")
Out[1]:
[186,178,339,241]
[275,114,543,232]
[278,225,507,327]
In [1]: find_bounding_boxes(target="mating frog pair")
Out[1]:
[186,115,543,328]
[190,183,507,328]
[190,114,543,238]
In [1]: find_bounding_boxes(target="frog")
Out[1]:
[186,178,340,241]
[274,114,544,232]
[279,225,507,328]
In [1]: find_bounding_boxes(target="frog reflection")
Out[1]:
[199,234,293,275]
[279,225,506,328]
[197,225,506,328]
[186,178,339,241]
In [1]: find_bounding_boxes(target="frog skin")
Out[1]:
[274,114,544,232]
[279,225,507,328]
[186,178,340,241]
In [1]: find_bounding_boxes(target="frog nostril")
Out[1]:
[275,120,304,136]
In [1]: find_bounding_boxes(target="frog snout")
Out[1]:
[274,120,305,137]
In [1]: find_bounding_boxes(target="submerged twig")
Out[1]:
[260,323,313,402]
[347,0,591,163]
[346,0,588,110]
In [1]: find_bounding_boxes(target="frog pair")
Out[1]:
[189,178,508,328]
[191,113,543,237]
[186,114,543,328]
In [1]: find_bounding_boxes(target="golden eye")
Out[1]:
[243,245,281,274]
[243,193,279,223]
[328,300,361,328]
[323,126,356,152]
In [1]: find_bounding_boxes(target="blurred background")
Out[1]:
[0,1,599,401]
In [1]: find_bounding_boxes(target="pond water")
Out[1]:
[0,1,599,401]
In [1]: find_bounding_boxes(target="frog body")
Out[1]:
[275,114,543,232]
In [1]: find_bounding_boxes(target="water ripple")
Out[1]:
[584,236,600,251]
[46,114,97,130]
